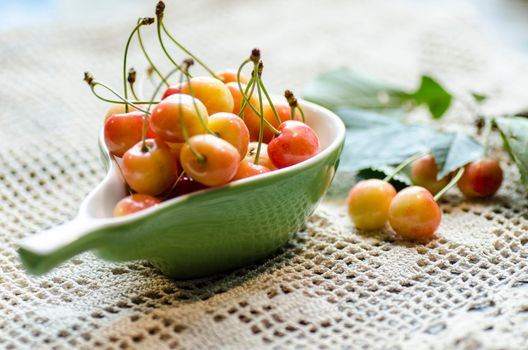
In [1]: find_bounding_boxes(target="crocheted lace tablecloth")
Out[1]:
[1,1,527,349]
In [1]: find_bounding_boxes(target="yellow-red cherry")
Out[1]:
[161,85,182,100]
[246,142,276,170]
[180,135,240,187]
[410,154,451,195]
[122,138,179,195]
[232,159,270,181]
[113,194,160,217]
[347,179,396,230]
[268,120,320,168]
[150,94,208,143]
[215,69,249,84]
[244,103,302,143]
[457,159,503,198]
[180,76,234,115]
[208,112,250,160]
[388,186,442,240]
[104,104,137,121]
[104,111,156,157]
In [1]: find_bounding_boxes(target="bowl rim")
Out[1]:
[91,98,345,224]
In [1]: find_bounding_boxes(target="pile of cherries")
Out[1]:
[347,154,503,241]
[86,2,320,217]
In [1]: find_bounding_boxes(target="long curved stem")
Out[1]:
[296,105,306,123]
[254,64,265,164]
[383,152,428,182]
[434,167,465,201]
[257,78,281,125]
[87,85,158,105]
[161,21,217,79]
[156,21,189,77]
[89,81,150,114]
[137,23,169,87]
[123,21,145,113]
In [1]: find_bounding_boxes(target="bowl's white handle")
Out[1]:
[18,217,107,275]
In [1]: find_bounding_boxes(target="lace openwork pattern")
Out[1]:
[0,1,527,349]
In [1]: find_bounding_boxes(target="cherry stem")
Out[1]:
[87,82,158,105]
[128,68,139,100]
[238,76,256,120]
[183,59,214,135]
[434,167,465,202]
[236,49,260,117]
[257,75,281,125]
[285,89,305,122]
[482,117,493,158]
[297,106,306,123]
[254,62,265,164]
[236,61,280,135]
[236,58,253,118]
[178,62,205,163]
[160,21,218,79]
[163,170,186,200]
[156,20,189,77]
[137,20,169,87]
[84,72,150,114]
[123,18,154,113]
[383,152,428,182]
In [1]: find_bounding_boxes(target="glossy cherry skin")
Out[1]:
[347,179,397,230]
[268,120,320,168]
[410,154,451,195]
[232,159,270,181]
[166,142,184,159]
[388,186,442,240]
[161,85,182,100]
[150,94,208,143]
[180,135,240,186]
[122,139,179,195]
[180,76,234,115]
[273,103,302,123]
[244,103,302,143]
[166,174,208,199]
[104,111,157,157]
[215,69,249,84]
[208,112,250,160]
[113,194,160,217]
[104,104,137,121]
[225,82,261,121]
[457,159,503,198]
[245,142,276,170]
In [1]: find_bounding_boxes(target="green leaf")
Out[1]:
[303,68,453,119]
[303,68,411,113]
[356,166,411,191]
[337,109,483,179]
[471,92,488,103]
[494,116,528,188]
[411,75,453,119]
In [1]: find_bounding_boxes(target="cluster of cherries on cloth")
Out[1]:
[347,154,503,241]
[91,24,319,217]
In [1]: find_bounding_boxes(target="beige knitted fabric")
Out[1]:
[1,1,527,349]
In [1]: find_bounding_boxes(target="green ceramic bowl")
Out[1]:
[18,99,345,279]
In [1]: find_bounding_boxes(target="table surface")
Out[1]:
[1,1,527,349]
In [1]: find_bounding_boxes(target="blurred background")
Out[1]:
[1,0,527,146]
[0,1,527,348]
[1,0,527,51]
